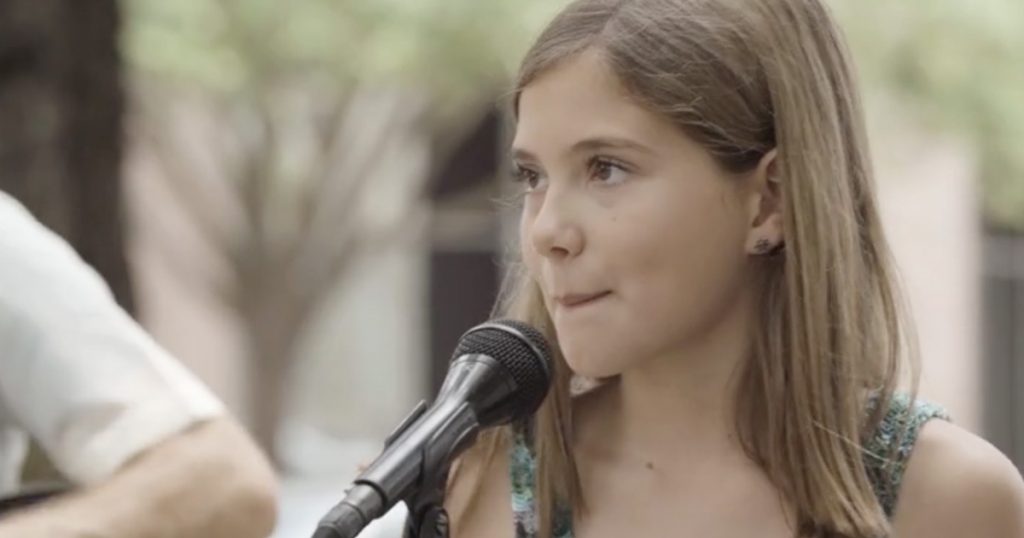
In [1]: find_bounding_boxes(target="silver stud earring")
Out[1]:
[753,239,785,256]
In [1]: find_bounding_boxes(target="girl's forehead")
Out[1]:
[514,65,682,161]
[518,61,640,126]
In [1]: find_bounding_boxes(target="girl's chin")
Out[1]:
[562,352,627,380]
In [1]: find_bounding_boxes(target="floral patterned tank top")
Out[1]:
[508,393,950,537]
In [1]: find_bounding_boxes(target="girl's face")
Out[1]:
[514,51,764,378]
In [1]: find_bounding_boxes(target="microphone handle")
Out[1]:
[313,400,478,538]
[313,484,384,538]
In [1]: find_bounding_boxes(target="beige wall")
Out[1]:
[871,105,983,431]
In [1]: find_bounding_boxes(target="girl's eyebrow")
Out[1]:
[511,135,655,163]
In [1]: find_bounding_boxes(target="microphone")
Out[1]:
[313,319,553,538]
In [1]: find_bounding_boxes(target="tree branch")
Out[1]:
[131,102,240,268]
[292,87,430,296]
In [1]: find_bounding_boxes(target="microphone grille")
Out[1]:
[452,319,552,418]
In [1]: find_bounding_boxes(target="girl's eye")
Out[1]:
[588,157,630,185]
[511,163,544,191]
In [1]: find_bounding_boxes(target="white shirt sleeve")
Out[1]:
[0,192,225,485]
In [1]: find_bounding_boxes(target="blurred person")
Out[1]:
[0,189,278,537]
[445,1,1024,537]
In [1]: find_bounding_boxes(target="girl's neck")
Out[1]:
[576,289,757,465]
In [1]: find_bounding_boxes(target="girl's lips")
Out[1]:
[556,291,612,308]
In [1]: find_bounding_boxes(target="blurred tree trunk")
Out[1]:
[0,0,129,482]
[137,85,431,464]
[0,0,133,311]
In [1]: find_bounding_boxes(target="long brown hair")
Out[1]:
[465,1,918,536]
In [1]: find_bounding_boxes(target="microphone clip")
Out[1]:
[399,399,478,538]
[403,472,451,538]
[401,413,456,538]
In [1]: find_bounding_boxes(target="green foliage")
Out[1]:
[124,0,568,102]
[124,0,1024,228]
[834,0,1024,229]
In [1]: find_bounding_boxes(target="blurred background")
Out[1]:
[0,0,1021,536]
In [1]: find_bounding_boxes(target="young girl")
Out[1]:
[446,0,1024,537]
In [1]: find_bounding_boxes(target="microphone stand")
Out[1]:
[402,461,451,538]
[312,397,472,538]
[402,399,458,538]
